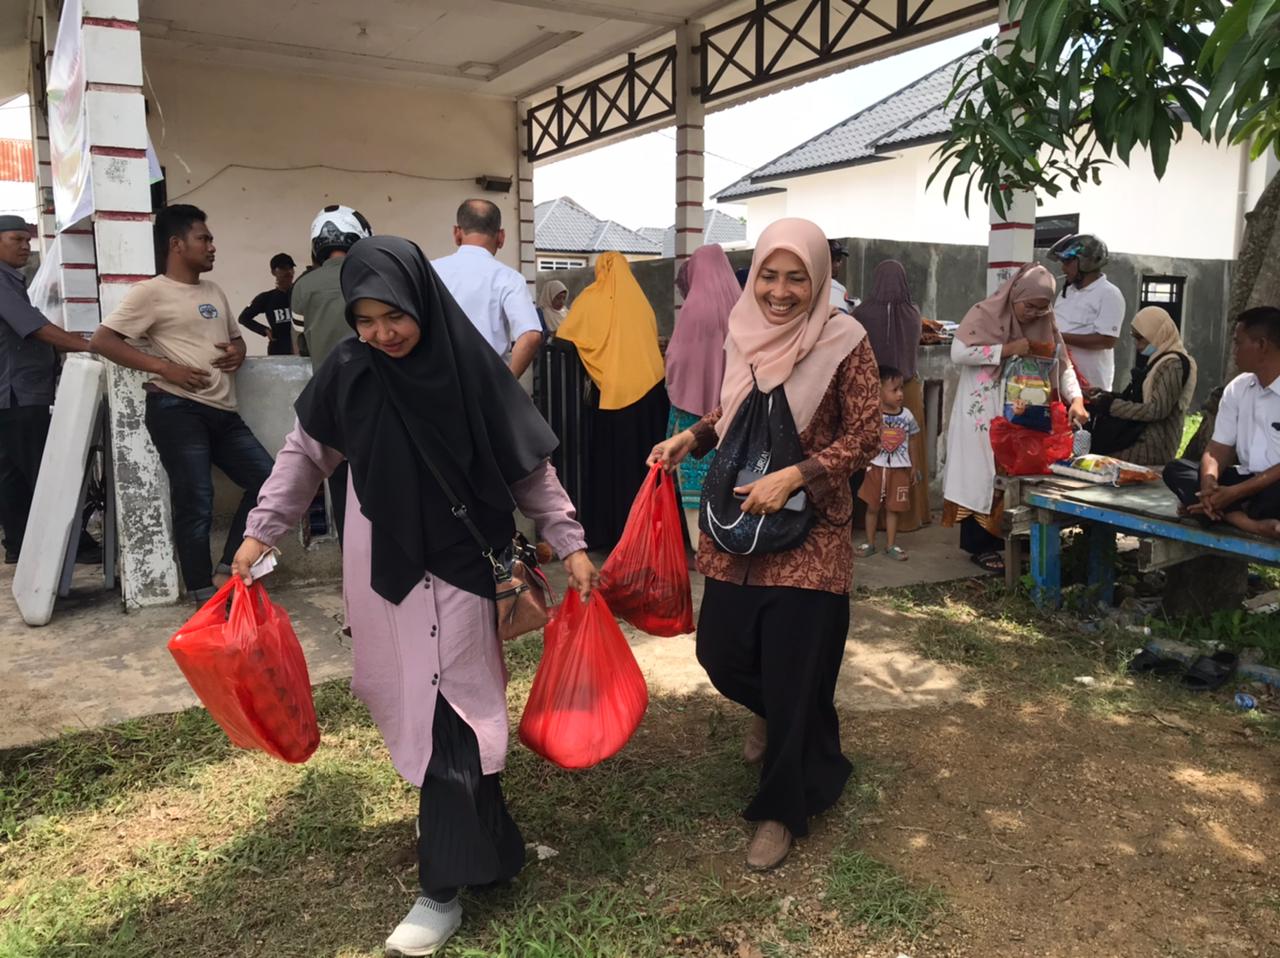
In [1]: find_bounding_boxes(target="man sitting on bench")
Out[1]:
[1163,306,1280,540]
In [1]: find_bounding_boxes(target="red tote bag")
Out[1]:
[598,464,694,636]
[168,578,320,763]
[518,591,649,770]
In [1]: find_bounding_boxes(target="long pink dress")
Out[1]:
[245,419,588,785]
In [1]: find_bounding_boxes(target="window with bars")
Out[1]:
[1139,275,1186,328]
[538,257,587,271]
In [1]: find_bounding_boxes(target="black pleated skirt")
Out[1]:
[417,694,525,895]
[695,578,852,838]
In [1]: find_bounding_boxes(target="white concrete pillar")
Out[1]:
[986,2,1035,294]
[516,99,537,299]
[79,0,180,607]
[673,23,706,307]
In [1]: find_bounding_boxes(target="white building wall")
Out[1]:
[742,134,1257,261]
[142,57,520,353]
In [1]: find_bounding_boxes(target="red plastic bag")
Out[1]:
[990,402,1074,476]
[518,591,649,770]
[598,464,694,636]
[168,578,320,763]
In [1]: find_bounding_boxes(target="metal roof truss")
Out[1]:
[525,0,996,162]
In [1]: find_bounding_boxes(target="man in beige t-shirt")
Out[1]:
[91,205,274,602]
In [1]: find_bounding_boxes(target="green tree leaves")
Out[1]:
[932,0,1278,216]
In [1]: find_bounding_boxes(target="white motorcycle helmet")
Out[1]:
[309,204,372,263]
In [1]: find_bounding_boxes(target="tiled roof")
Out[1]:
[534,196,661,254]
[713,51,979,201]
[637,210,747,257]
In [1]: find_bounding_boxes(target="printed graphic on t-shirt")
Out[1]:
[198,304,219,320]
[872,409,920,469]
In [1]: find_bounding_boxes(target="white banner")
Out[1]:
[48,0,92,230]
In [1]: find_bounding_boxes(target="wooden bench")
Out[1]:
[1019,481,1280,608]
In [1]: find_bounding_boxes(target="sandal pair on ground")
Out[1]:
[1128,648,1239,691]
[855,543,908,561]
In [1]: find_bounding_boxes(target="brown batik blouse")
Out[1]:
[689,338,882,595]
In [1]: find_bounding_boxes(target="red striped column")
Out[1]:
[673,23,705,309]
[986,3,1036,294]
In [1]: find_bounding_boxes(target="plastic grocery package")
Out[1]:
[990,402,1074,476]
[518,591,649,770]
[168,578,320,763]
[598,464,694,636]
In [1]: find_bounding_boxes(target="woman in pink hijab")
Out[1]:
[649,218,881,872]
[941,264,1087,573]
[664,244,741,509]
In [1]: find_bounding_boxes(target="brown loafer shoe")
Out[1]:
[742,716,767,765]
[746,820,792,871]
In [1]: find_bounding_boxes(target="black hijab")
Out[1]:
[294,236,558,603]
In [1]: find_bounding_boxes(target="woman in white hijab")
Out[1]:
[536,279,569,333]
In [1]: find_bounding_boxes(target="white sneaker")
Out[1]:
[384,895,462,956]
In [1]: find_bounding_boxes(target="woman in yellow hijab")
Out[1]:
[556,252,669,549]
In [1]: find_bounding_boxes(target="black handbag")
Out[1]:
[699,379,816,555]
[1088,353,1190,455]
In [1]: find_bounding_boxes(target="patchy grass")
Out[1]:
[824,851,943,937]
[0,652,900,958]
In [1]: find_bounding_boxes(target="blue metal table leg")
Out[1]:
[1030,519,1062,608]
[1086,524,1117,605]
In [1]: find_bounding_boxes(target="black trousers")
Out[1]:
[418,694,525,896]
[696,577,852,838]
[144,392,274,593]
[0,404,51,558]
[1163,458,1280,520]
[329,460,348,547]
[959,515,1004,555]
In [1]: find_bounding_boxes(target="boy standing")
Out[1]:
[857,366,920,561]
[90,204,274,601]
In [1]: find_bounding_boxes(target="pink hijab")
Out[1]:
[956,264,1060,347]
[718,218,866,437]
[665,244,740,416]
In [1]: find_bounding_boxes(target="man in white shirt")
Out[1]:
[828,239,852,313]
[432,199,543,378]
[1163,306,1280,540]
[1048,233,1127,390]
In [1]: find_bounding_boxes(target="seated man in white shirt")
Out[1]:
[828,239,853,313]
[1048,233,1127,390]
[432,199,544,378]
[1163,306,1280,540]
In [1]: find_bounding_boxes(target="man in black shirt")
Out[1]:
[238,253,296,355]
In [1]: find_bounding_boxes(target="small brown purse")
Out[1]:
[490,537,555,642]
[420,451,556,641]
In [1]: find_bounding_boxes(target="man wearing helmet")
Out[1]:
[290,204,372,544]
[292,205,373,371]
[1048,233,1127,391]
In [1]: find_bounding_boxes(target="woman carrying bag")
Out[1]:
[941,264,1088,574]
[230,236,597,958]
[1087,306,1196,466]
[649,218,881,871]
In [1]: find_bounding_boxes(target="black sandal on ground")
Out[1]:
[1127,649,1185,677]
[970,551,1004,574]
[1182,651,1238,692]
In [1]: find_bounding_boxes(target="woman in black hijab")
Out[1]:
[233,236,597,957]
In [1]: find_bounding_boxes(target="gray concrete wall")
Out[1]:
[211,357,340,585]
[543,239,1232,407]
